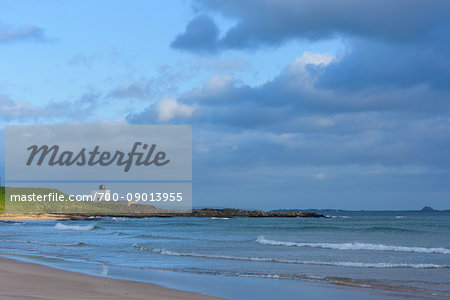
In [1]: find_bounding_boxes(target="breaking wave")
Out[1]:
[54,223,98,231]
[256,236,450,254]
[363,226,421,233]
[131,243,448,269]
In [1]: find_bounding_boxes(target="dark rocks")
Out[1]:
[177,208,326,218]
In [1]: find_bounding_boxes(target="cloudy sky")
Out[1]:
[1,0,449,209]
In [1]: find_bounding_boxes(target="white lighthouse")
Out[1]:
[91,184,111,202]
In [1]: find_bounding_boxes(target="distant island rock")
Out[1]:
[420,206,435,212]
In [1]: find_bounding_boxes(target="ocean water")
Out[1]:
[1,212,449,299]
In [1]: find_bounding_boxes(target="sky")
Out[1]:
[1,0,449,210]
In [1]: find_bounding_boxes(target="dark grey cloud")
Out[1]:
[127,50,450,172]
[0,23,47,43]
[317,31,450,91]
[171,15,220,54]
[194,117,450,169]
[173,0,450,52]
[189,113,450,209]
[128,54,450,130]
[170,0,450,101]
[147,0,450,208]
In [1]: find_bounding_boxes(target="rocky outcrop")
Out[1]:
[12,207,326,219]
[178,208,325,218]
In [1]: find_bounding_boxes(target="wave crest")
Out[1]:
[54,223,97,231]
[256,236,450,254]
[131,244,448,269]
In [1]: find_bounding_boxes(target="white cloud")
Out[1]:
[293,51,335,68]
[287,51,335,85]
[156,98,197,122]
[189,74,234,99]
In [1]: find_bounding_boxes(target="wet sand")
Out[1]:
[0,257,221,300]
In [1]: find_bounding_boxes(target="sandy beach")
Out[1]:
[0,257,221,300]
[0,214,72,221]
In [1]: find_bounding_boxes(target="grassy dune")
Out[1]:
[0,187,4,213]
[1,186,174,216]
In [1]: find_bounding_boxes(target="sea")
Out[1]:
[1,211,449,299]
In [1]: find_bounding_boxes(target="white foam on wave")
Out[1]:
[131,243,448,269]
[256,236,450,254]
[3,239,86,246]
[210,217,230,220]
[395,216,405,219]
[54,223,96,231]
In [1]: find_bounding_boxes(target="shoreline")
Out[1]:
[0,254,417,300]
[0,256,221,300]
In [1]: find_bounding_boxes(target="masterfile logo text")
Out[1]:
[26,142,170,172]
[4,125,192,214]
